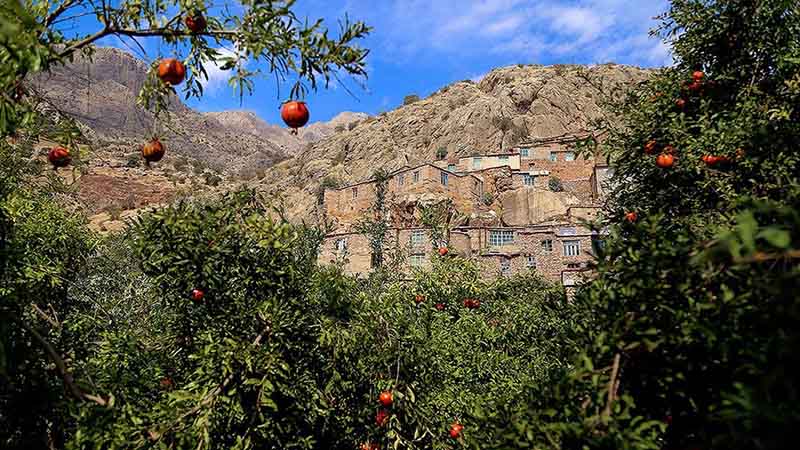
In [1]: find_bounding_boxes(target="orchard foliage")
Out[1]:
[470,1,800,449]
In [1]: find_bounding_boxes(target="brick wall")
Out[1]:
[456,153,521,172]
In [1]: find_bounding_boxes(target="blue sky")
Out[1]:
[66,0,672,125]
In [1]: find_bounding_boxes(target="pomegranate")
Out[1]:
[414,294,425,304]
[625,211,638,223]
[281,101,310,130]
[157,58,186,85]
[438,246,449,256]
[185,13,207,33]
[449,422,463,439]
[692,70,704,81]
[435,303,445,311]
[142,138,165,163]
[378,390,393,407]
[675,98,686,109]
[191,288,205,302]
[376,409,389,427]
[644,140,657,154]
[656,153,675,169]
[47,146,71,168]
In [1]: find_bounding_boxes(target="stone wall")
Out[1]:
[456,153,521,172]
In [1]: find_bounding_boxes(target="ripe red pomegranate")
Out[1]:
[376,409,389,427]
[438,246,449,256]
[142,138,165,163]
[185,13,207,33]
[378,390,393,407]
[625,211,638,223]
[675,98,686,108]
[656,153,675,169]
[687,81,703,92]
[191,288,205,302]
[463,298,480,309]
[692,70,704,81]
[449,422,464,439]
[281,101,310,131]
[644,140,657,154]
[160,377,174,390]
[47,146,71,168]
[435,303,445,311]
[414,294,425,304]
[157,58,186,85]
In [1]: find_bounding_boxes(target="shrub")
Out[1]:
[435,147,448,160]
[548,176,564,192]
[403,94,420,105]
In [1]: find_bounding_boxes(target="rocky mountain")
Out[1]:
[205,110,367,154]
[259,63,650,219]
[32,47,366,175]
[29,46,366,229]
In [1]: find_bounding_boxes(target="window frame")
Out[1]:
[526,255,536,268]
[563,239,581,257]
[541,239,554,252]
[564,152,576,161]
[334,238,348,252]
[409,230,426,246]
[447,164,457,172]
[409,254,426,267]
[549,152,557,162]
[500,258,511,276]
[472,157,482,169]
[489,229,515,246]
[397,173,405,186]
[440,171,449,186]
[523,174,535,186]
[413,171,420,182]
[520,148,529,157]
[352,187,358,199]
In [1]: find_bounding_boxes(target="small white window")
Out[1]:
[541,239,554,252]
[352,187,358,199]
[489,230,514,246]
[410,230,425,246]
[527,255,536,268]
[549,153,557,162]
[397,173,405,186]
[499,156,509,164]
[472,157,482,169]
[564,152,575,161]
[563,240,581,257]
[413,171,420,182]
[520,149,529,157]
[447,164,456,172]
[409,254,426,267]
[523,174,535,186]
[500,258,511,276]
[440,171,449,186]
[335,238,347,252]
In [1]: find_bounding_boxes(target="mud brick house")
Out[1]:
[319,134,611,288]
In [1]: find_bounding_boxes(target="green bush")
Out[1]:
[403,94,420,106]
[548,176,564,192]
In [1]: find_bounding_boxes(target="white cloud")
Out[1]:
[199,47,240,95]
[342,0,671,67]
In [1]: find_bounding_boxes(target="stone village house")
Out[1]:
[319,134,614,289]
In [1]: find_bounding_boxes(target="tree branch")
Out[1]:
[602,353,621,419]
[44,0,78,28]
[14,315,108,406]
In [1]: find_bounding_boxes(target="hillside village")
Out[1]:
[319,133,613,288]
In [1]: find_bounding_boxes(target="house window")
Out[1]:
[410,230,425,246]
[520,148,529,157]
[549,152,557,162]
[440,171,449,186]
[499,155,509,164]
[335,238,347,252]
[526,255,536,269]
[564,152,575,161]
[559,227,577,236]
[352,187,358,199]
[397,173,405,186]
[523,174,535,186]
[413,171,420,182]
[370,253,380,268]
[563,240,581,257]
[541,239,554,252]
[409,254,426,267]
[567,263,581,268]
[500,258,511,276]
[472,157,482,169]
[447,164,456,172]
[489,230,515,246]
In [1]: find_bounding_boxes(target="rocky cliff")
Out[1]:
[259,64,650,220]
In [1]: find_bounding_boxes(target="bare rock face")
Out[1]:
[499,188,578,226]
[260,63,651,220]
